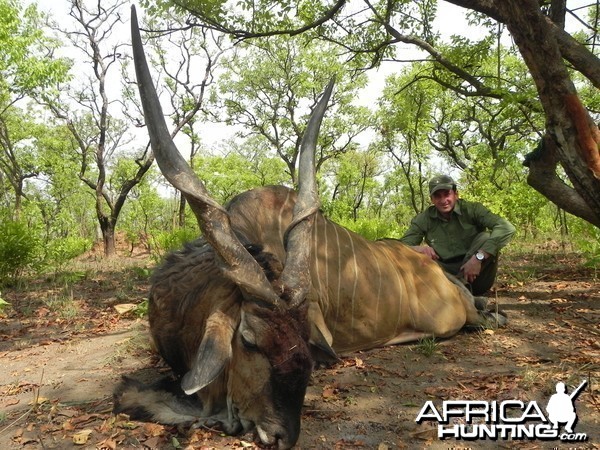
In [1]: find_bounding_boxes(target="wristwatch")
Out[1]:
[475,251,485,261]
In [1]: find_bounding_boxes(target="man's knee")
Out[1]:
[468,232,492,256]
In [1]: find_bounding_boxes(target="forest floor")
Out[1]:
[0,242,599,450]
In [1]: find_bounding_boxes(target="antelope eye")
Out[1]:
[240,330,258,351]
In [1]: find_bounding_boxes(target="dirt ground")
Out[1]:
[0,249,598,449]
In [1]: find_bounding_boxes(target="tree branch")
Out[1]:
[176,0,348,40]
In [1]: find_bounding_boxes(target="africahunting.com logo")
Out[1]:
[415,380,589,442]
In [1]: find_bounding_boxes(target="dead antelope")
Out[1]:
[114,7,506,449]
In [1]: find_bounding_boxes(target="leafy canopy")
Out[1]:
[0,0,71,102]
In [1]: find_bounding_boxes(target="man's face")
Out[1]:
[430,189,458,217]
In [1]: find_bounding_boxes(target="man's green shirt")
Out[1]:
[399,199,515,261]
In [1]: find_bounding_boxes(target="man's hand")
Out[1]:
[411,246,439,260]
[460,256,482,283]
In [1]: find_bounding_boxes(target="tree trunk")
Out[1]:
[178,194,186,228]
[99,216,116,257]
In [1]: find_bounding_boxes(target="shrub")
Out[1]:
[133,298,149,318]
[45,236,93,271]
[570,220,600,269]
[149,227,199,263]
[336,216,401,240]
[0,220,41,283]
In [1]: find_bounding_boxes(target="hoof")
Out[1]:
[474,296,488,311]
[482,309,508,327]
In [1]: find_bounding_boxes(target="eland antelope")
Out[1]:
[114,7,506,449]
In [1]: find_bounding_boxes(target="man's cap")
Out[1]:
[429,174,456,195]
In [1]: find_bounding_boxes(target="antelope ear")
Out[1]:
[181,310,237,395]
[308,302,339,364]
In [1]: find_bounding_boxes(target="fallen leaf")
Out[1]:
[71,414,99,426]
[2,397,20,407]
[114,303,137,314]
[72,429,93,445]
[144,436,163,448]
[143,422,165,437]
[423,387,439,397]
[322,386,337,399]
[96,438,117,450]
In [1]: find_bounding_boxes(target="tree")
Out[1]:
[0,0,70,219]
[0,111,40,218]
[34,124,97,245]
[153,0,600,228]
[193,144,288,203]
[448,0,600,227]
[323,148,381,221]
[377,65,441,215]
[112,157,168,252]
[214,36,372,185]
[376,52,552,232]
[0,0,69,99]
[41,0,154,257]
[152,12,228,227]
[121,7,229,229]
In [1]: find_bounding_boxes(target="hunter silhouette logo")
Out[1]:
[415,379,589,442]
[546,380,587,434]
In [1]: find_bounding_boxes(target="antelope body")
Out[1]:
[115,8,505,449]
[226,186,484,352]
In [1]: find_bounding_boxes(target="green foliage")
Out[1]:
[414,336,439,357]
[139,0,600,242]
[317,145,407,240]
[0,0,70,99]
[460,169,547,237]
[215,34,370,182]
[144,0,326,35]
[118,165,173,246]
[43,286,79,320]
[195,149,288,203]
[129,266,152,280]
[374,48,553,239]
[133,298,149,318]
[53,270,89,285]
[0,292,10,314]
[569,219,600,269]
[45,236,92,272]
[149,227,199,263]
[0,0,596,271]
[334,216,400,241]
[0,219,40,283]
